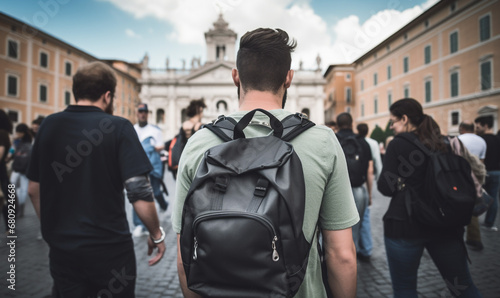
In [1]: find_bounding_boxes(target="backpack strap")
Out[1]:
[204,112,315,142]
[280,113,316,142]
[203,115,238,142]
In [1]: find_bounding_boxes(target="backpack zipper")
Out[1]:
[192,211,279,262]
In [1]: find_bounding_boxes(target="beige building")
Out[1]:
[0,12,141,126]
[323,64,355,123]
[325,0,499,135]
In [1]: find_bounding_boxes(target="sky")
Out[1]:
[1,0,439,70]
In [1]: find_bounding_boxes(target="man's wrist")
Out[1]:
[150,226,165,244]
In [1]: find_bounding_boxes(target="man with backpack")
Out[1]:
[172,28,359,297]
[132,103,169,237]
[336,113,373,259]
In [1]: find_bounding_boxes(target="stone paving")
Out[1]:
[1,171,499,297]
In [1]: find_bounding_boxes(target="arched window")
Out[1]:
[301,108,310,118]
[156,108,165,124]
[181,108,187,123]
[216,100,228,114]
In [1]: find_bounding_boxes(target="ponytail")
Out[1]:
[416,114,447,152]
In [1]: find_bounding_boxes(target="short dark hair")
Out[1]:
[474,115,493,128]
[186,99,206,118]
[32,116,45,125]
[0,109,13,133]
[325,121,337,127]
[15,123,33,143]
[459,122,474,133]
[72,61,116,102]
[336,112,353,128]
[357,123,369,137]
[237,28,296,94]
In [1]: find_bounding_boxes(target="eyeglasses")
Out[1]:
[389,118,401,126]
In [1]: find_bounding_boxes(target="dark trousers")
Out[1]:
[49,245,136,298]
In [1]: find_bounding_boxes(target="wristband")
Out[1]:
[151,226,165,244]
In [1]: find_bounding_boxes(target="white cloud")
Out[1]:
[125,28,141,38]
[104,0,439,69]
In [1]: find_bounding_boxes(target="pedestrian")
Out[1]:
[458,121,487,250]
[10,123,33,217]
[0,109,13,234]
[336,113,373,257]
[172,28,359,297]
[27,61,166,297]
[356,123,382,262]
[378,98,481,297]
[181,99,206,139]
[132,103,168,237]
[475,115,500,232]
[31,116,45,138]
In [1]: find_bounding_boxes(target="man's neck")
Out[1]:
[239,90,282,111]
[76,99,104,111]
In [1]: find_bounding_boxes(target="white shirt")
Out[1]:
[134,123,164,148]
[365,137,382,180]
[458,133,487,159]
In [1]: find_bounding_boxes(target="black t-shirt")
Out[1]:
[481,134,500,171]
[0,130,11,163]
[27,105,153,253]
[378,132,463,238]
[336,129,372,186]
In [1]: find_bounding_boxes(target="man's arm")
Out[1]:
[177,234,202,298]
[125,175,165,266]
[28,181,41,219]
[323,228,357,298]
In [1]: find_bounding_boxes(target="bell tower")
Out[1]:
[205,14,237,63]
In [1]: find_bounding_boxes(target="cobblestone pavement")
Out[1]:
[1,171,499,297]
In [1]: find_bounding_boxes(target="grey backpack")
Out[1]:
[180,109,315,297]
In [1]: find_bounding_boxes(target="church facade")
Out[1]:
[139,15,325,139]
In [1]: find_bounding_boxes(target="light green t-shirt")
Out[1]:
[171,109,359,297]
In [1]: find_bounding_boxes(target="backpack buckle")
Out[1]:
[254,179,269,197]
[214,176,228,193]
[213,115,226,125]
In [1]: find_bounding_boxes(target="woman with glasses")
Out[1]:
[377,98,481,297]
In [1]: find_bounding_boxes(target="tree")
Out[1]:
[370,125,385,144]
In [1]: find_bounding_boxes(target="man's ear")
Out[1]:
[284,69,294,89]
[232,68,240,87]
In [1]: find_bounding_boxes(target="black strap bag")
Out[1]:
[180,109,315,297]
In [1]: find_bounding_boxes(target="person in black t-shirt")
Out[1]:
[336,112,373,260]
[475,115,500,231]
[27,62,166,298]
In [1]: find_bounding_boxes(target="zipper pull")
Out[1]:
[272,236,279,262]
[193,237,198,260]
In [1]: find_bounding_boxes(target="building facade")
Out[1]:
[325,0,499,136]
[140,15,326,139]
[0,12,141,126]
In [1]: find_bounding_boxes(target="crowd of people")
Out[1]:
[0,27,499,298]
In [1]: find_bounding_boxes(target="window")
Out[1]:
[480,61,492,91]
[39,84,47,102]
[450,2,456,12]
[403,57,409,73]
[479,15,491,42]
[404,33,408,41]
[7,39,19,59]
[451,111,460,126]
[374,73,378,86]
[361,79,364,91]
[65,91,71,105]
[374,53,377,59]
[404,85,410,98]
[388,91,392,107]
[7,110,18,123]
[424,45,431,64]
[386,44,390,52]
[424,20,429,28]
[7,75,18,96]
[374,96,378,114]
[361,101,365,117]
[346,87,352,103]
[40,52,48,68]
[65,62,72,76]
[346,107,351,113]
[450,72,459,97]
[346,73,351,81]
[387,65,392,80]
[425,80,432,103]
[156,109,165,124]
[450,31,458,54]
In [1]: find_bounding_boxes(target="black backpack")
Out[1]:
[399,134,476,228]
[180,109,315,297]
[12,142,32,174]
[337,134,366,187]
